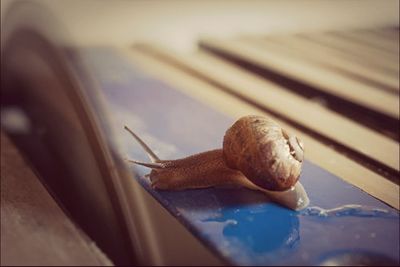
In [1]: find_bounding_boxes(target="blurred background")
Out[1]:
[2,0,399,51]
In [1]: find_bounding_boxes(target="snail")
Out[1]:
[125,115,309,210]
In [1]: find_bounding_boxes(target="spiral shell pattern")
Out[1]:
[222,115,303,191]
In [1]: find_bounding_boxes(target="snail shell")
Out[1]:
[223,115,303,191]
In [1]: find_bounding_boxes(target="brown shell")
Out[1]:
[222,115,303,191]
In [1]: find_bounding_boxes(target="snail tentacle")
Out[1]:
[125,159,165,169]
[124,125,161,162]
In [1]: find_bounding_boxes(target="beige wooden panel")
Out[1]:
[132,44,399,173]
[263,35,399,92]
[301,33,399,73]
[199,38,399,120]
[333,30,399,54]
[321,31,399,61]
[290,33,399,79]
[123,47,399,209]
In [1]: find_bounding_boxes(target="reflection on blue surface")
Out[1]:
[76,47,400,266]
[204,204,300,254]
[302,205,399,218]
[317,249,399,266]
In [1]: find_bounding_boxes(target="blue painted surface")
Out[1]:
[75,47,399,266]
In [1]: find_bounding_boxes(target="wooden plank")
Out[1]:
[197,37,399,120]
[318,31,398,61]
[262,35,399,93]
[300,33,399,74]
[331,30,399,54]
[370,28,400,41]
[0,132,113,266]
[123,47,399,209]
[289,33,399,79]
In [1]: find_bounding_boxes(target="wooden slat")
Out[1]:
[368,28,399,42]
[199,37,399,120]
[370,28,400,41]
[300,33,399,74]
[293,32,399,80]
[331,30,399,54]
[262,35,399,92]
[319,31,399,61]
[124,47,400,209]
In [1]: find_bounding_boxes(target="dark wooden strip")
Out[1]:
[1,132,113,266]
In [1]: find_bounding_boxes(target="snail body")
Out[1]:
[125,115,309,210]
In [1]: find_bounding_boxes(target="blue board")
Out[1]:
[74,47,399,266]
